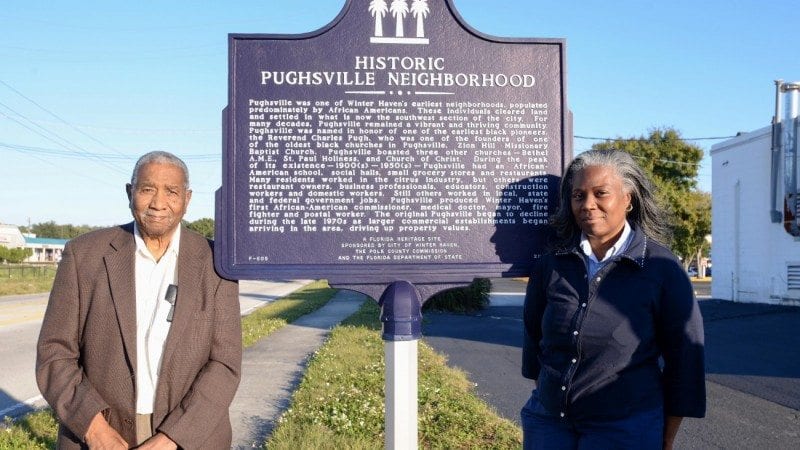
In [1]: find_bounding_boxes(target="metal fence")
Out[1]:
[2,265,57,278]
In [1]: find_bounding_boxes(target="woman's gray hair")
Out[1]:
[550,149,670,246]
[130,151,190,189]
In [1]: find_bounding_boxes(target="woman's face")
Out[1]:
[570,165,631,245]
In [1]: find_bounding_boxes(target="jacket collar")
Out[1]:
[105,223,137,373]
[555,225,648,269]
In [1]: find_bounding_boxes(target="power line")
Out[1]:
[574,147,706,167]
[2,141,120,189]
[0,79,130,160]
[0,43,223,55]
[631,155,701,167]
[0,80,135,176]
[575,134,736,142]
[0,104,128,176]
[0,14,270,32]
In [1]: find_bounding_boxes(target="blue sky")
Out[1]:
[2,0,798,227]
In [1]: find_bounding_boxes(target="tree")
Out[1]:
[672,191,711,270]
[185,218,215,239]
[29,221,98,239]
[591,128,710,267]
[0,245,32,263]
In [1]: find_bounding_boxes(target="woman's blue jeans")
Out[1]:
[521,390,664,449]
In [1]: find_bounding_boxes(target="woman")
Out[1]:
[521,149,705,449]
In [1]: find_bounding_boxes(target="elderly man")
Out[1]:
[37,151,241,449]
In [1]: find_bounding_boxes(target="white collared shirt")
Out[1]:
[133,223,180,414]
[579,221,633,279]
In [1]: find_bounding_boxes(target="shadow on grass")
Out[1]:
[241,282,338,348]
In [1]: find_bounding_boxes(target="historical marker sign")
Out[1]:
[215,0,569,288]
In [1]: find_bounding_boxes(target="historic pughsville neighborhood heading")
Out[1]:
[259,56,537,88]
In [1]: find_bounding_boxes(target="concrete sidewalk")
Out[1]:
[230,288,366,449]
[238,279,315,315]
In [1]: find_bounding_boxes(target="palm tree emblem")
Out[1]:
[390,0,410,38]
[369,0,389,37]
[410,0,430,38]
[369,0,430,45]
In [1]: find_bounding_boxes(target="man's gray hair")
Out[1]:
[550,149,670,246]
[130,151,190,189]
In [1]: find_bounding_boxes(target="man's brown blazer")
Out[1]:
[36,223,242,449]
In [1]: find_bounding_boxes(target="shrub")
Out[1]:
[0,410,58,449]
[422,278,490,314]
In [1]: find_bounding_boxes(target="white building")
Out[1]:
[711,124,800,304]
[0,223,26,248]
[0,223,67,263]
[25,236,67,263]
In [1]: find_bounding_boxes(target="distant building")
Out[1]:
[0,223,68,263]
[25,236,68,263]
[711,125,799,304]
[0,223,26,248]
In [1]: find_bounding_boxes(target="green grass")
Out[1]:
[0,266,56,296]
[4,282,522,449]
[241,280,337,347]
[267,300,522,449]
[0,410,57,449]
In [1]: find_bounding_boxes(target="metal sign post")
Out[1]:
[379,281,422,449]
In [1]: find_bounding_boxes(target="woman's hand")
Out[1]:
[663,416,684,450]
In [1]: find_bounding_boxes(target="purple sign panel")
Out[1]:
[215,0,570,287]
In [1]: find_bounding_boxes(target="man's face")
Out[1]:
[127,162,191,240]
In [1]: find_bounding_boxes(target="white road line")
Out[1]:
[0,394,44,417]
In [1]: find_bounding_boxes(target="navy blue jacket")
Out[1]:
[523,227,706,421]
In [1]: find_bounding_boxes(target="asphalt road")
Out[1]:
[0,280,312,421]
[422,279,800,449]
[6,278,797,448]
[0,293,49,418]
